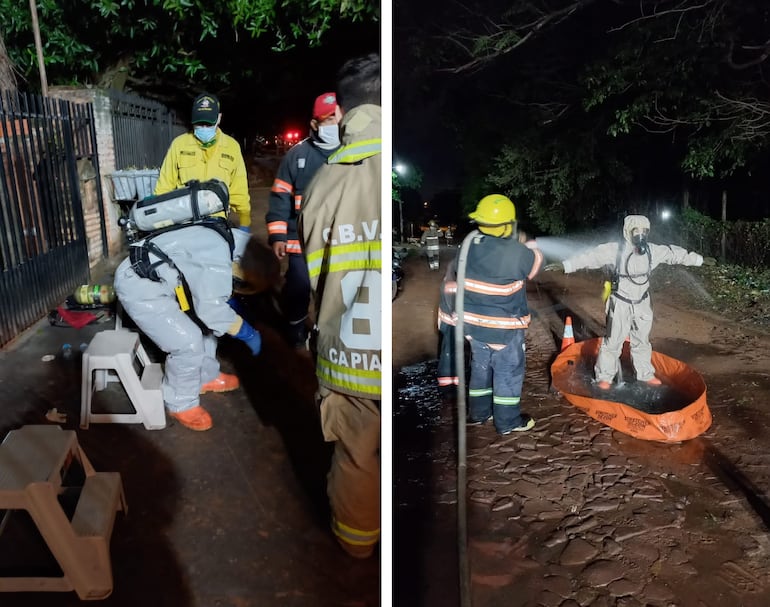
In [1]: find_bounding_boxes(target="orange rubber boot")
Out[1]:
[169,406,213,431]
[200,372,240,394]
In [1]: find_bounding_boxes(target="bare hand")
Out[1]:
[272,242,287,259]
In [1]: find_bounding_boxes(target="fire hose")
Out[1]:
[453,229,478,607]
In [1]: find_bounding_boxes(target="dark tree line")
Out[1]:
[396,0,770,233]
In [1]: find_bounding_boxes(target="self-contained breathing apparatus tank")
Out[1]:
[127,179,229,234]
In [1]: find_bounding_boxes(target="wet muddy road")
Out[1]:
[393,244,770,607]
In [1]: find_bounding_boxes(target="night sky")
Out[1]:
[148,20,381,145]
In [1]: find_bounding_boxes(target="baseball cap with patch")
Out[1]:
[191,93,220,125]
[313,92,337,120]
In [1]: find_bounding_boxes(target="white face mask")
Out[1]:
[317,124,340,147]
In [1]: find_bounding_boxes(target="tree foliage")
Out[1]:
[398,0,770,232]
[0,0,378,93]
[579,0,770,179]
[486,129,633,234]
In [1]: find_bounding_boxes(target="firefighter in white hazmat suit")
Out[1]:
[114,200,262,431]
[547,215,715,389]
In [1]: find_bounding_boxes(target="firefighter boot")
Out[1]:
[169,406,213,431]
[200,372,240,394]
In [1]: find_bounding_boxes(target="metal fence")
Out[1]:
[110,90,185,170]
[0,91,97,347]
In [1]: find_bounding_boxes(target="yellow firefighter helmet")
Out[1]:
[469,194,517,237]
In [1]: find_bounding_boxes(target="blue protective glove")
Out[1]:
[238,225,251,233]
[233,320,261,356]
[227,296,245,317]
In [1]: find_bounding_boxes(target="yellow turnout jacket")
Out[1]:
[155,129,251,228]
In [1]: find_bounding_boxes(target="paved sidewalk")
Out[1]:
[0,253,379,607]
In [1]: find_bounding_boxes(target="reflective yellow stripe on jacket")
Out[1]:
[306,241,382,280]
[329,138,381,164]
[317,355,381,396]
[307,239,381,395]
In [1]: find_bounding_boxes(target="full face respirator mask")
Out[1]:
[632,229,649,255]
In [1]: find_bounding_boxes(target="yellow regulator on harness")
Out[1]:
[174,283,191,311]
[602,280,612,303]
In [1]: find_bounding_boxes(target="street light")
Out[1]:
[393,164,407,243]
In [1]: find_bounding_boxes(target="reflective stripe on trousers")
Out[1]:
[468,331,526,433]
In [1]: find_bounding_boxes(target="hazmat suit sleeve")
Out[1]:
[649,243,703,269]
[562,242,618,273]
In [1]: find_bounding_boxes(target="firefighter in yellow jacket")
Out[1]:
[155,93,251,231]
[299,54,381,559]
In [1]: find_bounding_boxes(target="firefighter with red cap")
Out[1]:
[265,93,342,348]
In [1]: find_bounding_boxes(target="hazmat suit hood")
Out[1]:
[622,215,650,244]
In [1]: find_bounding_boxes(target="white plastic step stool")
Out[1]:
[0,425,127,600]
[80,330,166,430]
[114,299,124,331]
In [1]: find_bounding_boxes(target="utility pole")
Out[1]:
[29,0,48,96]
[393,163,407,243]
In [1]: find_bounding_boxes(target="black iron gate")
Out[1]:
[110,90,183,170]
[0,91,93,348]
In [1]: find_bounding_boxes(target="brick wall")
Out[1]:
[49,87,126,264]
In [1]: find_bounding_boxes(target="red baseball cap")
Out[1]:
[313,92,338,120]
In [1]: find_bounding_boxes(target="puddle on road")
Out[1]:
[395,360,444,430]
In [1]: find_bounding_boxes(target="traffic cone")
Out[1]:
[560,316,575,351]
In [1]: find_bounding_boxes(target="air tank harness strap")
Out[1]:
[128,218,236,283]
[129,240,193,312]
[611,290,649,305]
[130,239,171,282]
